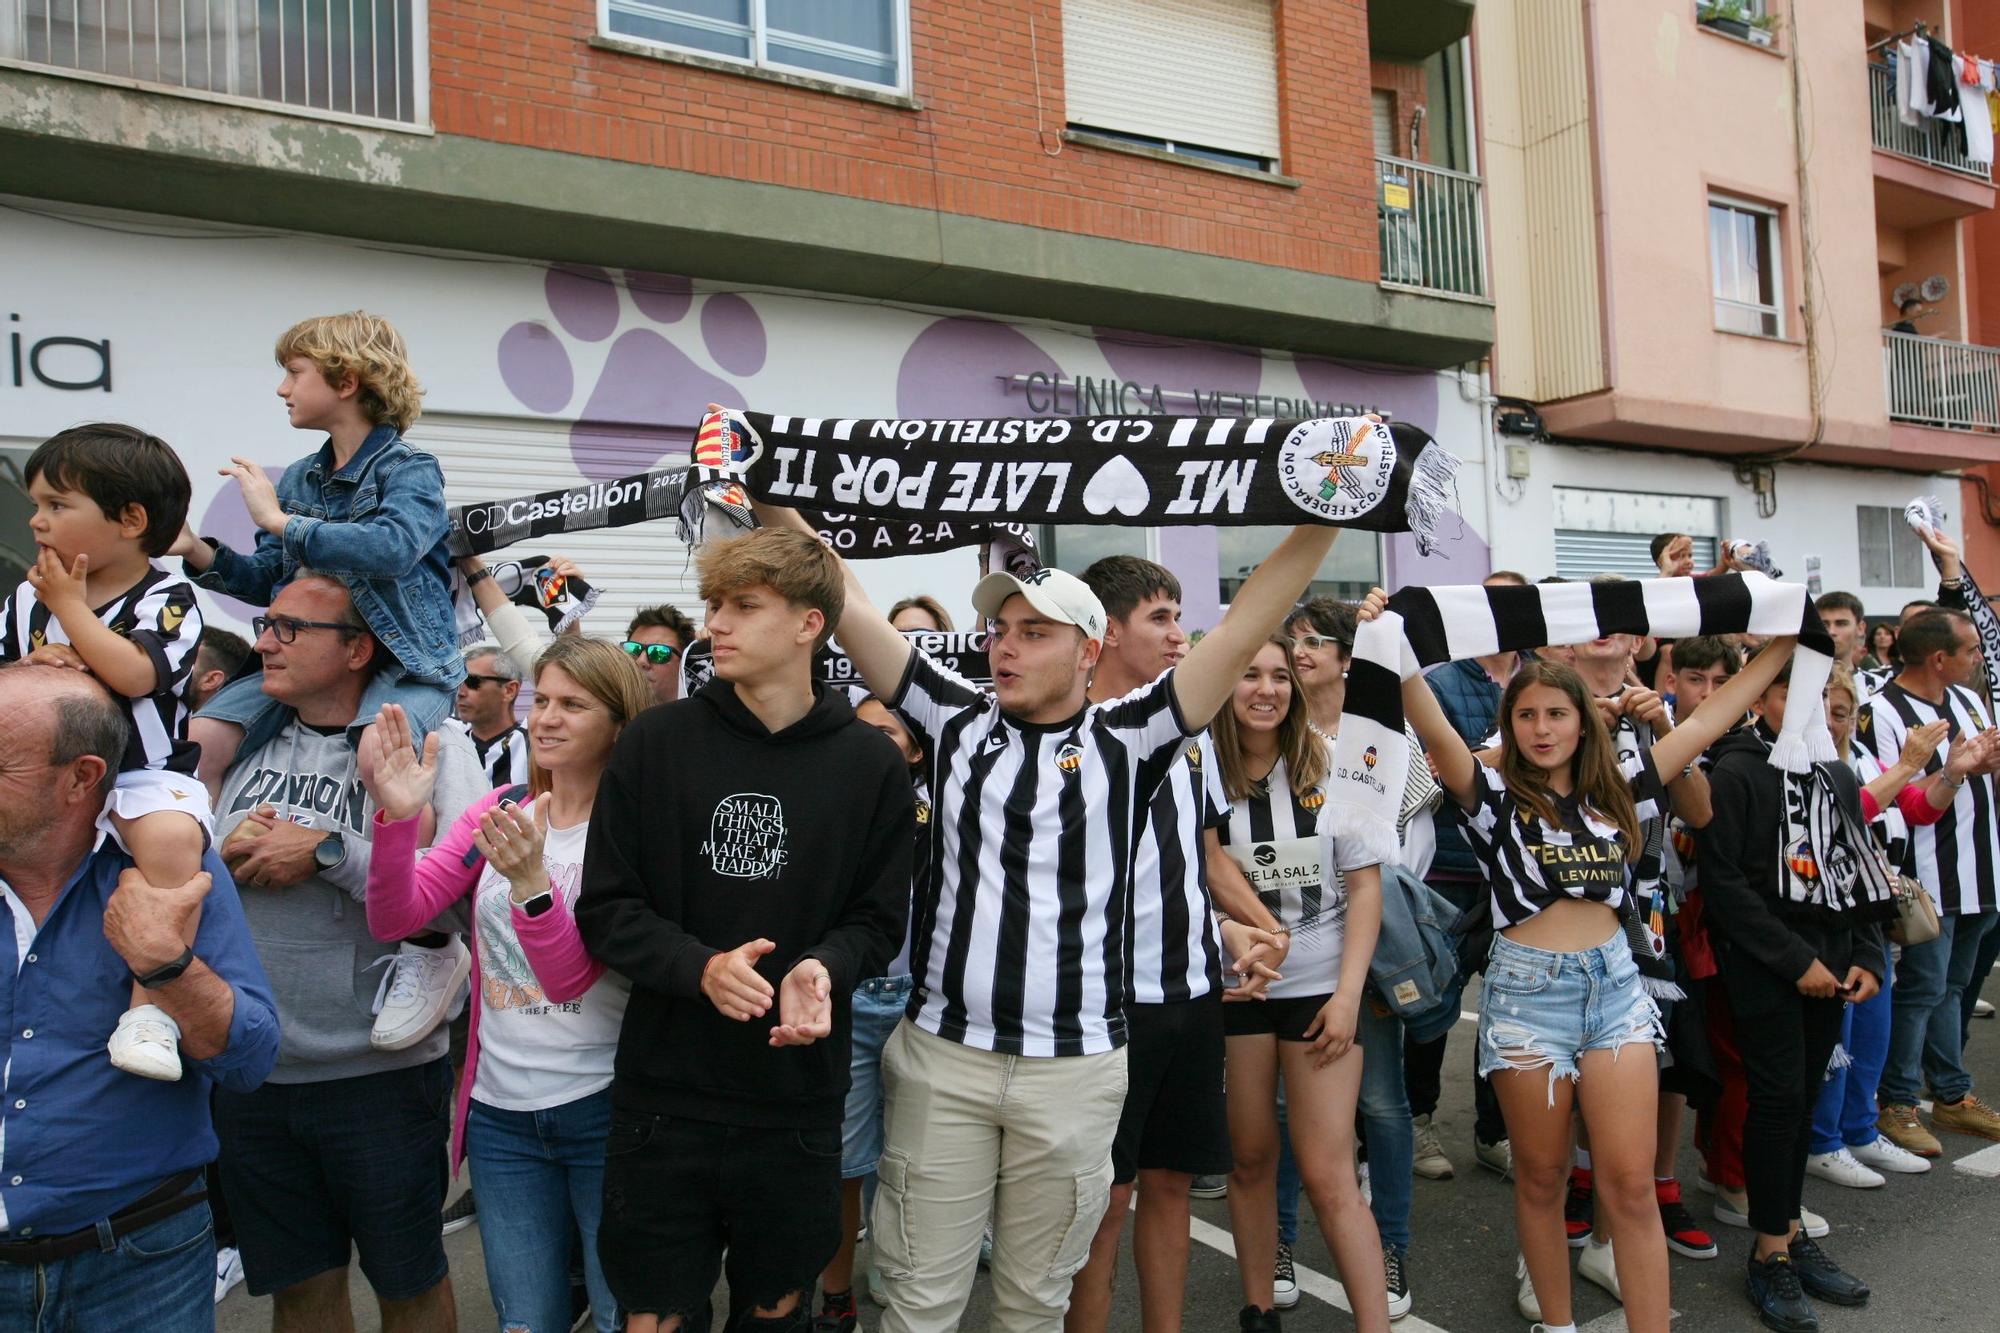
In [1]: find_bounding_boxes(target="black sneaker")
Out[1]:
[1272,1242,1299,1310]
[1238,1305,1282,1333]
[814,1287,859,1333]
[1383,1245,1411,1320]
[1787,1235,1869,1307]
[1746,1251,1818,1333]
[441,1191,478,1237]
[1563,1170,1593,1248]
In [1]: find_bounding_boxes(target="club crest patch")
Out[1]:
[1055,742,1084,774]
[1300,787,1325,811]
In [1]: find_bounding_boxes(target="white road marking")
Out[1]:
[1952,1140,2000,1177]
[1580,1308,1681,1331]
[1184,1214,1456,1333]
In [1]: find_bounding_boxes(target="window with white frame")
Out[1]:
[1064,0,1282,173]
[603,0,907,93]
[1857,505,1927,587]
[1709,195,1783,337]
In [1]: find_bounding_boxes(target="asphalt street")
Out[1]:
[218,1001,2000,1331]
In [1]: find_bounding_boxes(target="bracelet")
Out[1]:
[464,565,492,586]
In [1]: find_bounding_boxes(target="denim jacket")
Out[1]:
[193,426,463,687]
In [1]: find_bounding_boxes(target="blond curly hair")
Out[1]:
[274,311,425,431]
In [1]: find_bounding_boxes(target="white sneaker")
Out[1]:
[214,1246,245,1304]
[1805,1147,1885,1189]
[1977,998,1995,1019]
[1801,1205,1829,1239]
[1515,1254,1542,1322]
[1711,1184,1751,1228]
[1474,1136,1514,1180]
[1851,1132,1933,1175]
[108,1004,183,1081]
[1578,1234,1620,1302]
[370,938,472,1051]
[1411,1113,1454,1180]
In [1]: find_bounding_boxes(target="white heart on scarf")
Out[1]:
[1082,455,1149,517]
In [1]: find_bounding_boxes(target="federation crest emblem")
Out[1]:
[1055,742,1084,774]
[1275,418,1398,523]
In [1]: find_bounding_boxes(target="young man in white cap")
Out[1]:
[752,499,1337,1333]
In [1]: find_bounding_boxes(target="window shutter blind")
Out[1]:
[1372,90,1395,157]
[1064,0,1281,161]
[1553,532,1718,582]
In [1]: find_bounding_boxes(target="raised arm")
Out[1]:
[1172,526,1339,730]
[1650,636,1796,776]
[751,499,912,698]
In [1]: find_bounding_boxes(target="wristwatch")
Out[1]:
[133,945,195,989]
[314,833,347,872]
[519,891,555,918]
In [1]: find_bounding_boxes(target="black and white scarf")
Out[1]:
[1907,496,2000,699]
[451,555,602,648]
[1330,574,1837,867]
[682,404,1461,553]
[678,629,993,697]
[443,462,1038,569]
[1756,722,1898,923]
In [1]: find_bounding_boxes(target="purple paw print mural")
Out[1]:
[498,265,769,480]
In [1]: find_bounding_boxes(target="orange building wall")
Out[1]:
[427,0,1390,282]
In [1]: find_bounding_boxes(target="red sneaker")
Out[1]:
[1656,1177,1718,1259]
[1564,1167,1594,1247]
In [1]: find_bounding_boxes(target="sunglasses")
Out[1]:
[460,674,511,689]
[622,641,679,666]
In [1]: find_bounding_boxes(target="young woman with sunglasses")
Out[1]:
[1366,586,1798,1333]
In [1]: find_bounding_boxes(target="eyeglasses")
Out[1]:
[622,641,679,666]
[1285,632,1351,652]
[253,615,363,644]
[460,674,511,689]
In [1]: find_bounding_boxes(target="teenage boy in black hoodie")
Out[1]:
[1698,665,1886,1333]
[576,528,914,1333]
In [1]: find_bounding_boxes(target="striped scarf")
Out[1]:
[1907,496,2000,699]
[1329,574,1836,868]
[681,404,1462,553]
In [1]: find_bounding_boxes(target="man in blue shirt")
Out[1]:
[0,663,279,1330]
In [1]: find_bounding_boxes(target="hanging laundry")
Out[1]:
[1927,35,1968,154]
[1961,60,1995,165]
[1903,39,1934,121]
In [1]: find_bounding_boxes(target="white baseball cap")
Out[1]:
[972,568,1108,642]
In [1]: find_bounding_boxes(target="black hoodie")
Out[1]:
[1696,724,1886,987]
[577,678,913,1129]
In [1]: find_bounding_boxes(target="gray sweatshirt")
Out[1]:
[215,719,483,1084]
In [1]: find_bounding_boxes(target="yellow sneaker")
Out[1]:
[1931,1093,2000,1143]
[1877,1102,1942,1158]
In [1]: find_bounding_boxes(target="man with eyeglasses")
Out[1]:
[625,604,698,706]
[455,648,529,789]
[209,573,482,1333]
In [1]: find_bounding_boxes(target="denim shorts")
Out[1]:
[840,975,913,1178]
[1476,931,1664,1101]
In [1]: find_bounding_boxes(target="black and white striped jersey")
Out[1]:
[892,650,1194,1057]
[470,724,531,790]
[1858,680,1999,916]
[1126,731,1225,1006]
[0,563,201,775]
[1464,751,1667,929]
[1215,744,1370,998]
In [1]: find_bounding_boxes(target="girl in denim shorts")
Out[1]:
[1385,615,1800,1333]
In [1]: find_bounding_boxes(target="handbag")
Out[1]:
[1887,872,1941,948]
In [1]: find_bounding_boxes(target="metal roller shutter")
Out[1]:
[1553,531,1718,582]
[1063,0,1282,161]
[410,414,703,647]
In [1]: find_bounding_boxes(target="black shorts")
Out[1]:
[1112,994,1232,1184]
[1223,993,1334,1043]
[597,1108,842,1324]
[212,1058,452,1300]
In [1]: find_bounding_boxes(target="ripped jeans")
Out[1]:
[1476,932,1664,1102]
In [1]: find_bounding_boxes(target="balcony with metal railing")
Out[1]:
[1375,154,1489,302]
[1869,62,1990,180]
[1868,60,1995,231]
[1884,329,2000,435]
[0,0,427,127]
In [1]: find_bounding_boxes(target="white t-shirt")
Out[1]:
[469,820,631,1111]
